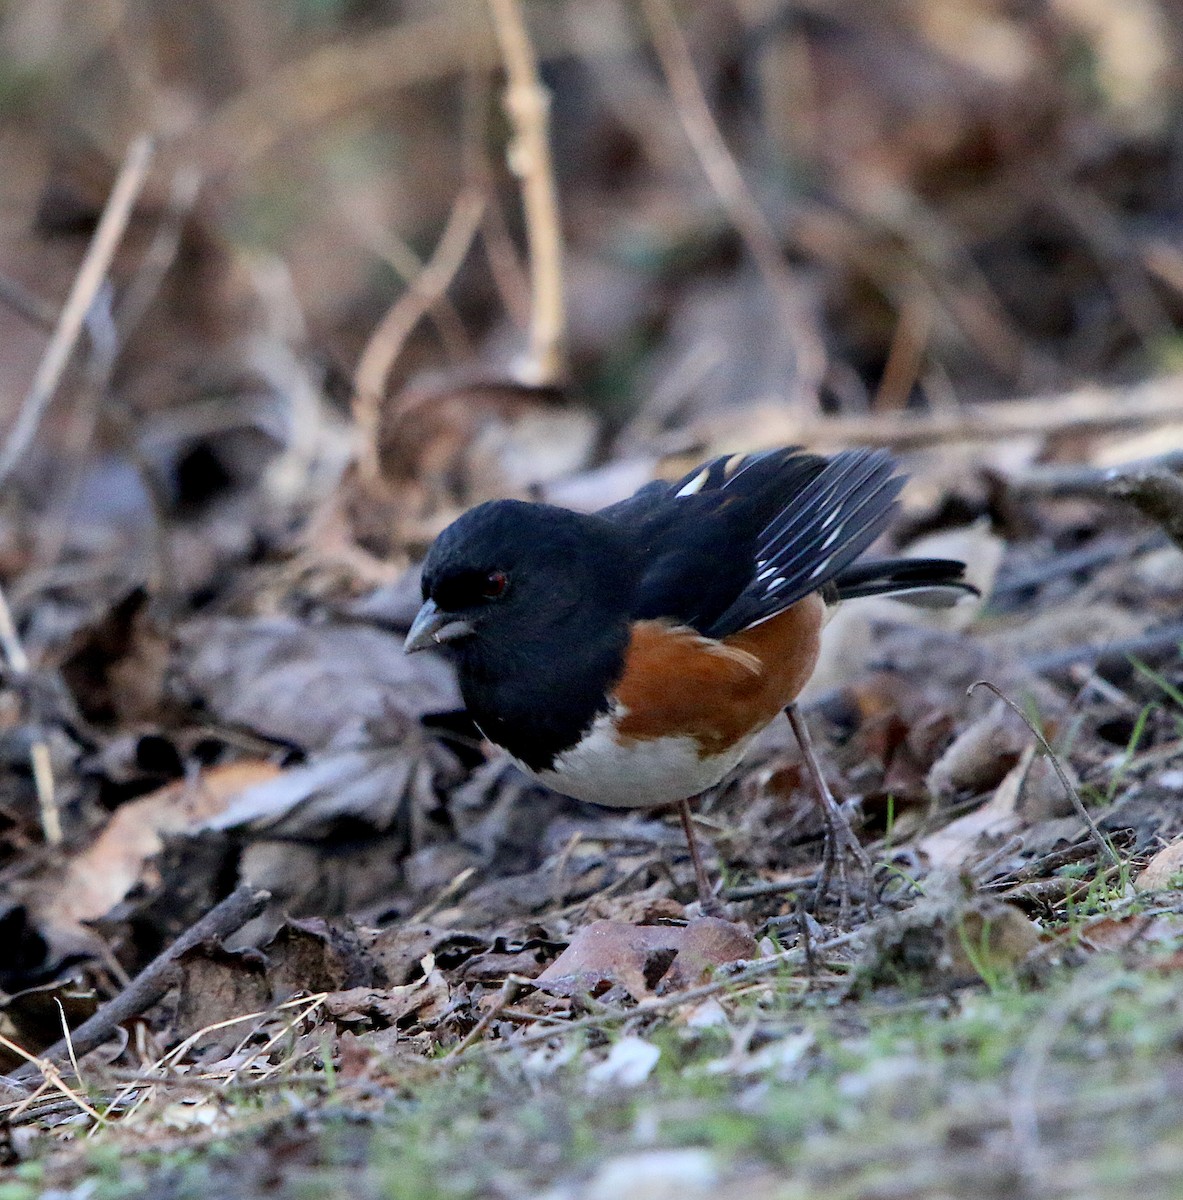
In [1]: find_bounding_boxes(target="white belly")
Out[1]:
[514,710,755,809]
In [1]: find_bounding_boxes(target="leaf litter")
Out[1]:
[2,3,1183,1197]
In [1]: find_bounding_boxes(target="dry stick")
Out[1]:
[0,581,60,844]
[0,135,155,488]
[488,0,567,385]
[640,0,825,410]
[339,208,471,361]
[0,1033,107,1124]
[6,885,271,1089]
[116,165,202,341]
[447,975,530,1058]
[1005,452,1183,551]
[352,187,487,479]
[698,373,1183,452]
[968,681,1120,871]
[873,288,933,411]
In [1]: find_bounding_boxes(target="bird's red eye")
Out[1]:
[482,570,508,599]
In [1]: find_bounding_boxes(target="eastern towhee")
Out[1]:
[405,447,976,912]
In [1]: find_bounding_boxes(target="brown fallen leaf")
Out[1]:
[323,953,451,1030]
[34,760,281,945]
[536,918,757,1002]
[172,615,461,751]
[1134,839,1183,892]
[918,745,1035,870]
[926,701,1031,801]
[174,943,272,1044]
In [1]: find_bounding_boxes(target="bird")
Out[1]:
[404,446,976,914]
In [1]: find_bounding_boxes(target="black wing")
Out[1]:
[600,446,972,638]
[598,448,831,634]
[701,449,907,636]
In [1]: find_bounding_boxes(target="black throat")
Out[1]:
[453,612,631,772]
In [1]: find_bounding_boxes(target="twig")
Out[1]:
[94,992,330,1128]
[116,165,202,341]
[0,135,155,488]
[640,0,825,410]
[447,975,529,1058]
[874,288,932,410]
[0,1033,107,1126]
[352,186,487,477]
[968,682,1120,870]
[409,865,478,924]
[684,373,1183,452]
[1005,453,1183,550]
[488,0,567,385]
[6,884,271,1088]
[336,202,471,361]
[0,581,59,844]
[723,874,820,902]
[0,582,30,674]
[175,10,503,176]
[1025,620,1183,676]
[220,994,328,1087]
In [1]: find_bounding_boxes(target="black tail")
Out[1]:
[834,557,978,607]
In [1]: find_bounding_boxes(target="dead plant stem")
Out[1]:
[488,0,567,384]
[640,0,824,409]
[0,135,155,488]
[968,681,1120,870]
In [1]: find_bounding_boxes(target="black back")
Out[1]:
[601,447,906,637]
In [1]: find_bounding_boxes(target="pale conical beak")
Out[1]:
[404,599,475,654]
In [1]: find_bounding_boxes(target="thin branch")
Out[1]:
[0,135,155,488]
[457,928,866,1055]
[488,0,568,385]
[6,885,271,1089]
[1104,469,1183,551]
[352,186,487,478]
[174,10,501,176]
[640,0,825,409]
[0,581,60,844]
[680,373,1183,452]
[116,165,202,341]
[968,682,1120,870]
[0,1033,107,1125]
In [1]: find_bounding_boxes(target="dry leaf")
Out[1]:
[919,746,1036,870]
[36,761,280,941]
[536,918,756,1002]
[1135,839,1183,892]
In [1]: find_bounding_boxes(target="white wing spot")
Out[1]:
[808,558,833,579]
[676,469,710,497]
[766,576,786,590]
[756,565,777,581]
